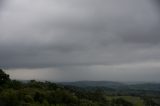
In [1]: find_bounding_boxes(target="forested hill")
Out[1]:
[0,79,109,106]
[0,69,160,106]
[0,80,160,106]
[0,69,130,106]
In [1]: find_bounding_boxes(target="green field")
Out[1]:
[107,96,144,106]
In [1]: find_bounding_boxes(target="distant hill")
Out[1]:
[60,81,160,91]
[129,83,160,91]
[60,81,129,91]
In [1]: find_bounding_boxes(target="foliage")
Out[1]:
[0,80,110,106]
[0,69,10,84]
[0,70,159,106]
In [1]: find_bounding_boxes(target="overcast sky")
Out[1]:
[0,0,160,82]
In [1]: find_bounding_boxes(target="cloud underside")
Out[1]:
[1,0,160,81]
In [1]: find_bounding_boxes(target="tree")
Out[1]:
[0,69,10,84]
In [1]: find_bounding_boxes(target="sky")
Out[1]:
[0,0,160,82]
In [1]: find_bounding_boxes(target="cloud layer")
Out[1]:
[1,0,160,81]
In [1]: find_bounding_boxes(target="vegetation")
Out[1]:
[0,69,10,84]
[0,69,160,106]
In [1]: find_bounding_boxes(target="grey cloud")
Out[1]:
[0,0,5,11]
[1,0,160,81]
[153,0,160,8]
[0,0,159,67]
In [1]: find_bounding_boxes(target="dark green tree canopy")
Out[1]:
[0,69,10,84]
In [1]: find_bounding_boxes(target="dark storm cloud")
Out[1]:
[0,0,159,67]
[0,0,5,10]
[153,0,160,7]
[0,0,4,5]
[1,0,160,81]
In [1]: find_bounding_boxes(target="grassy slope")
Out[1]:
[107,96,144,106]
